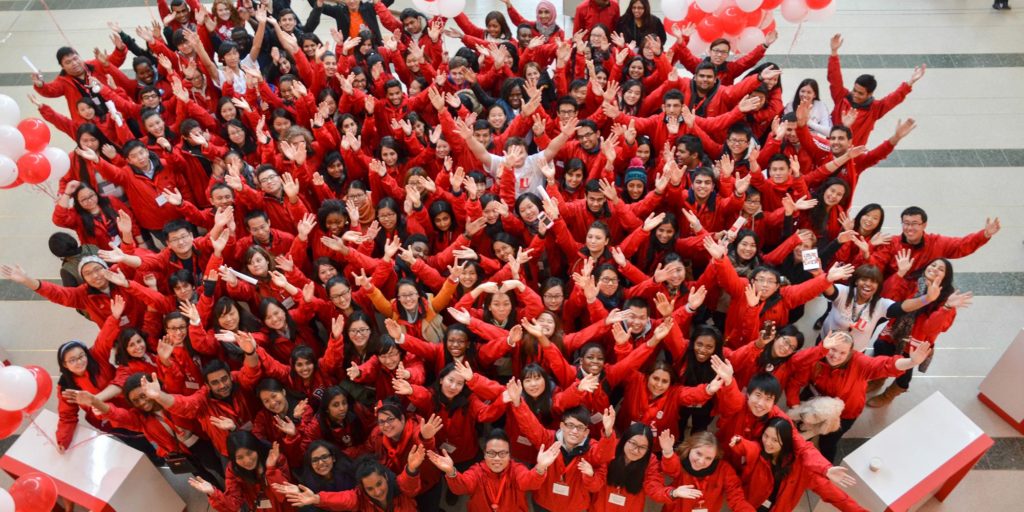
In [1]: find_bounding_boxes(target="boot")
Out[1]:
[867,383,906,408]
[866,378,885,394]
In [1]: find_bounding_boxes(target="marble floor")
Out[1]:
[0,0,1021,510]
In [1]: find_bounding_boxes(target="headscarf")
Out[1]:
[536,1,558,37]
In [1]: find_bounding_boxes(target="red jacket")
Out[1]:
[869,230,991,278]
[614,371,713,439]
[827,55,912,146]
[316,468,421,512]
[167,373,260,455]
[589,454,669,512]
[786,347,905,420]
[446,461,547,512]
[51,197,139,251]
[731,438,866,512]
[33,62,119,124]
[90,156,187,231]
[368,419,440,491]
[100,406,197,458]
[208,461,293,512]
[510,401,616,512]
[573,0,620,34]
[34,280,146,328]
[56,327,120,449]
[407,385,504,465]
[653,453,755,512]
[673,39,767,86]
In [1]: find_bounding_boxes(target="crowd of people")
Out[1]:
[0,0,1004,510]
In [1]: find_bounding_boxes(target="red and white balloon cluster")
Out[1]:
[662,0,837,55]
[411,0,465,18]
[0,472,59,512]
[0,94,70,191]
[0,363,53,440]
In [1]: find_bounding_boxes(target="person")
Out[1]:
[426,428,561,511]
[574,0,620,35]
[868,206,1000,278]
[653,430,756,511]
[827,33,925,146]
[189,430,293,511]
[994,0,1010,9]
[295,441,357,505]
[274,446,426,511]
[615,0,665,47]
[785,331,932,462]
[730,417,867,511]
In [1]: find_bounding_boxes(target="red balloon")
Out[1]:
[23,365,53,413]
[761,0,783,8]
[761,18,777,35]
[16,118,50,152]
[9,472,59,512]
[696,16,724,42]
[806,0,831,8]
[664,18,690,36]
[719,7,747,35]
[0,408,22,438]
[746,8,765,27]
[684,2,708,24]
[16,152,50,185]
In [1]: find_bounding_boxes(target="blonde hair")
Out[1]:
[675,431,720,459]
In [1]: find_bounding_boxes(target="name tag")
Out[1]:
[440,442,456,454]
[762,499,773,508]
[257,499,272,509]
[552,483,570,496]
[590,412,603,425]
[608,493,626,506]
[185,381,200,390]
[119,316,131,326]
[155,194,168,207]
[516,435,532,446]
[694,509,708,512]
[101,182,118,196]
[281,297,296,309]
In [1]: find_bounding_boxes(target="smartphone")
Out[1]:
[537,211,554,229]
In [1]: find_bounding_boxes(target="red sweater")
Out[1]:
[827,55,912,146]
[731,438,866,512]
[446,461,547,512]
[34,280,146,328]
[869,230,991,278]
[653,453,755,512]
[316,469,421,511]
[90,157,187,231]
[167,372,260,455]
[208,461,293,512]
[786,349,905,419]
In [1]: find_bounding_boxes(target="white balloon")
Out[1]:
[0,94,20,127]
[694,0,723,13]
[736,0,763,12]
[0,125,25,160]
[411,0,440,17]
[436,0,466,18]
[0,155,16,187]
[806,1,837,21]
[0,488,14,512]
[42,146,71,179]
[0,365,36,411]
[662,0,689,20]
[735,26,766,54]
[780,0,809,22]
[686,34,711,57]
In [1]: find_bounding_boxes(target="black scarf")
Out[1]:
[845,94,875,110]
[682,455,719,478]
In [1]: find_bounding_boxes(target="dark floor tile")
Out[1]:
[976,149,1010,167]
[978,438,1024,470]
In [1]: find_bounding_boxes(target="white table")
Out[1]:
[0,409,186,512]
[814,392,992,512]
[978,328,1024,434]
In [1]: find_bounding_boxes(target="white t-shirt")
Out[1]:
[821,283,896,352]
[486,151,548,197]
[214,55,260,93]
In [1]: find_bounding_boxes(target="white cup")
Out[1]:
[869,457,883,472]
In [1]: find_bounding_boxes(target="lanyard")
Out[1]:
[483,469,510,511]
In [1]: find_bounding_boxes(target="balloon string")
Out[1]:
[37,0,73,47]
[787,21,803,58]
[27,414,110,453]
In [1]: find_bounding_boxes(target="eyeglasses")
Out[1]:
[484,450,510,459]
[754,277,778,285]
[166,325,188,332]
[168,234,193,244]
[626,439,649,451]
[65,354,88,365]
[311,454,334,464]
[902,221,924,227]
[329,289,352,300]
[543,293,564,300]
[599,277,619,284]
[726,138,749,145]
[398,292,419,300]
[710,48,729,55]
[377,416,398,427]
[562,422,588,433]
[350,327,371,335]
[259,174,279,184]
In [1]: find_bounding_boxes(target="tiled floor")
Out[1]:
[0,0,1022,510]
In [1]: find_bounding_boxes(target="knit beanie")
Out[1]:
[624,157,647,185]
[77,255,108,275]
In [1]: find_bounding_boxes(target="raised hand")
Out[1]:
[426,449,455,474]
[419,414,443,439]
[659,428,676,456]
[188,476,216,495]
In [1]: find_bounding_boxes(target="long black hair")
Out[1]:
[521,363,556,425]
[762,417,795,481]
[73,185,119,236]
[317,386,367,446]
[57,341,101,390]
[299,440,356,493]
[226,430,271,484]
[607,422,655,494]
[432,363,471,413]
[681,325,724,386]
[757,324,805,370]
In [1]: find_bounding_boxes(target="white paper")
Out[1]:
[22,56,39,74]
[802,249,820,271]
[552,483,570,496]
[228,268,259,286]
[608,493,626,506]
